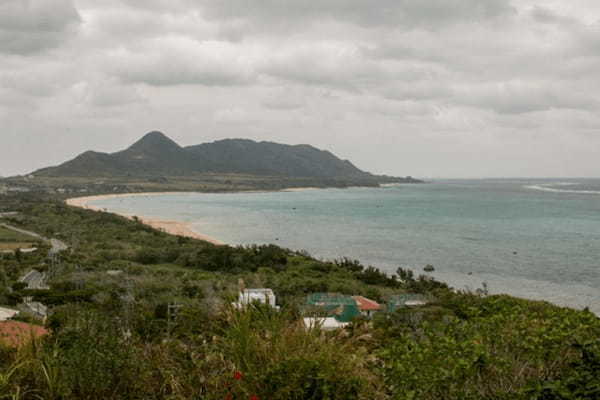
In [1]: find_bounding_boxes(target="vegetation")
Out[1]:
[0,192,598,399]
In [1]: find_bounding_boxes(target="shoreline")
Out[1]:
[65,193,225,246]
[64,187,328,244]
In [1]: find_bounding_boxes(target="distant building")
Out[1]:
[387,294,429,312]
[0,307,18,321]
[0,321,48,347]
[7,186,30,193]
[303,293,361,330]
[303,317,349,331]
[234,288,279,309]
[352,295,382,318]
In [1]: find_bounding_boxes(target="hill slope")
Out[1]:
[33,131,408,181]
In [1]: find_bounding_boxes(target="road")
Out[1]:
[1,223,68,318]
[19,270,48,318]
[0,223,68,253]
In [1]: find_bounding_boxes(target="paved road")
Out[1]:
[19,270,49,318]
[1,223,68,318]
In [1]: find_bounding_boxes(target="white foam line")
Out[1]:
[524,184,600,195]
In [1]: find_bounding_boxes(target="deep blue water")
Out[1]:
[90,179,600,313]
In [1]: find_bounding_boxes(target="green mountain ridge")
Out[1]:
[33,131,418,182]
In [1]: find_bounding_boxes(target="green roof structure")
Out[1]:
[305,293,361,323]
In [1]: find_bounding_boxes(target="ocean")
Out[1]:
[89,179,600,313]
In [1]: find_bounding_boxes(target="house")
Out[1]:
[7,186,30,193]
[303,293,361,330]
[303,317,349,331]
[0,307,18,321]
[352,295,382,318]
[234,288,279,310]
[387,294,429,312]
[0,321,48,347]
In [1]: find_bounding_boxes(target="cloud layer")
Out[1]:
[1,0,600,177]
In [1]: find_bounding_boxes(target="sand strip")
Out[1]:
[66,193,225,245]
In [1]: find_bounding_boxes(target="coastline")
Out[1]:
[65,193,225,246]
[64,187,331,244]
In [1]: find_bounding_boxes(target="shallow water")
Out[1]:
[90,179,600,313]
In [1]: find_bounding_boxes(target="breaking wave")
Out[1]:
[525,183,600,195]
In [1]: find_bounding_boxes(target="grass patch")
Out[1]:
[0,226,40,251]
[0,226,38,243]
[0,242,36,251]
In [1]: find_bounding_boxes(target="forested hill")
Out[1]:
[33,131,418,182]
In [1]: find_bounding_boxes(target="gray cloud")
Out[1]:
[455,81,598,114]
[2,0,600,178]
[110,37,257,86]
[0,0,81,54]
[198,0,514,29]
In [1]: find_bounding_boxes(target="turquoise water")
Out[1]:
[90,179,600,313]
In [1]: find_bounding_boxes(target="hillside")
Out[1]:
[33,131,413,183]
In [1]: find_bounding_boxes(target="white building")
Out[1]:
[303,317,349,331]
[234,288,279,309]
[0,307,18,321]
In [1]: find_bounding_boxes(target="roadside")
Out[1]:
[0,223,67,253]
[0,223,68,318]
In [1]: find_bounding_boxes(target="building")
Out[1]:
[387,294,429,312]
[0,321,48,347]
[303,317,349,331]
[7,186,30,193]
[352,295,382,318]
[303,293,361,330]
[234,288,279,309]
[0,307,18,321]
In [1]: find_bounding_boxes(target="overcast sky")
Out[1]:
[2,0,600,178]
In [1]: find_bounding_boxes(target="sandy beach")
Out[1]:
[65,193,225,245]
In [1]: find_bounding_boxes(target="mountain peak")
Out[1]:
[32,130,412,181]
[127,131,181,153]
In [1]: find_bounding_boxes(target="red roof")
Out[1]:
[352,296,381,311]
[0,321,48,347]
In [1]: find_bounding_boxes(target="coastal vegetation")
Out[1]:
[0,192,598,399]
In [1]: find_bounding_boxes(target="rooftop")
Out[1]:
[352,296,382,311]
[0,307,18,321]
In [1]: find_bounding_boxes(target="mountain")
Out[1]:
[33,131,409,182]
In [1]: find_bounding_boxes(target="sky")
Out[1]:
[1,0,600,178]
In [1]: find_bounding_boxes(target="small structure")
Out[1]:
[0,307,18,321]
[387,294,429,312]
[303,317,349,331]
[352,295,382,318]
[0,321,48,347]
[234,288,279,310]
[7,187,30,193]
[303,293,361,330]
